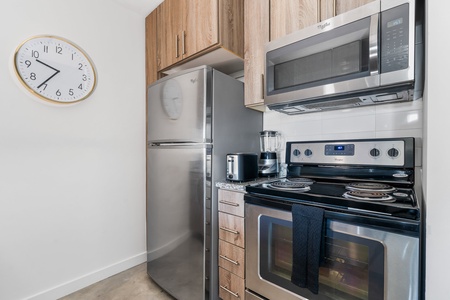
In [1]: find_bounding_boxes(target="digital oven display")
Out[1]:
[325,144,355,156]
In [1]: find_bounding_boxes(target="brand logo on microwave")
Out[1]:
[334,158,344,162]
[317,22,331,30]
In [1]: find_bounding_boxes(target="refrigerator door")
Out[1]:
[147,66,211,143]
[147,144,211,300]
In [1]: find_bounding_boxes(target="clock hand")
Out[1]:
[37,69,60,89]
[35,59,61,89]
[36,59,60,72]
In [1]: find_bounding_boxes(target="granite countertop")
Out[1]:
[215,176,281,192]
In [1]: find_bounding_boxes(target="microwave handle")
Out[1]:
[369,13,379,75]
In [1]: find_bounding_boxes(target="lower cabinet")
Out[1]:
[218,189,246,300]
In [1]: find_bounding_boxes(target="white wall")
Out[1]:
[0,1,146,299]
[264,99,423,162]
[423,1,450,298]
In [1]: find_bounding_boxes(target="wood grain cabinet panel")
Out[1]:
[219,211,245,248]
[219,240,245,278]
[145,10,158,86]
[321,0,377,20]
[244,0,269,109]
[270,0,319,41]
[154,0,243,73]
[219,267,245,300]
[218,189,245,217]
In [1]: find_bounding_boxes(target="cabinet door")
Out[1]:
[157,0,183,70]
[184,0,219,59]
[321,0,377,20]
[146,10,158,86]
[270,0,319,41]
[244,0,269,108]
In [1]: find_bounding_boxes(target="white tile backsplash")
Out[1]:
[263,100,423,162]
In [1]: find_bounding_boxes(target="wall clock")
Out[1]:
[13,35,97,104]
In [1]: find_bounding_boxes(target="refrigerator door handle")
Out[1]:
[148,142,212,147]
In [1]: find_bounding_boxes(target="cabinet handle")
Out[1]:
[333,0,336,17]
[182,30,186,55]
[220,226,239,235]
[220,285,239,298]
[175,34,179,58]
[219,200,239,207]
[220,254,240,265]
[317,0,321,22]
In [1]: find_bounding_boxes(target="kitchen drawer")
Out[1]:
[219,212,244,248]
[219,267,245,300]
[219,240,245,278]
[245,289,265,300]
[218,189,245,217]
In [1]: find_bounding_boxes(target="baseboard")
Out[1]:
[27,252,147,300]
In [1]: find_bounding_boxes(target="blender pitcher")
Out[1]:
[259,130,281,176]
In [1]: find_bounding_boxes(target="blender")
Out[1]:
[258,130,281,176]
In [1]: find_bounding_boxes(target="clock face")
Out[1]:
[14,36,96,104]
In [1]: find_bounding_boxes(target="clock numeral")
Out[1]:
[78,83,83,90]
[41,83,48,91]
[69,89,74,96]
[25,60,31,68]
[56,89,61,96]
[30,72,37,80]
[43,45,48,53]
[78,63,83,70]
[31,50,39,58]
[82,74,87,81]
[72,53,74,60]
[56,46,62,54]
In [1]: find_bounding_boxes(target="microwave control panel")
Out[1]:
[381,3,410,73]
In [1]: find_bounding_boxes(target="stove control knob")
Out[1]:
[293,149,301,156]
[370,148,380,157]
[388,148,399,158]
[304,149,313,157]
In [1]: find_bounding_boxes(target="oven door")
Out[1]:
[245,203,419,300]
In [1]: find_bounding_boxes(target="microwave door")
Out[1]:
[265,5,380,105]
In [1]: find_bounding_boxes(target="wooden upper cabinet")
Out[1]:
[184,0,219,58]
[155,0,243,72]
[270,0,319,41]
[321,0,377,21]
[157,0,183,70]
[244,0,269,109]
[145,10,158,86]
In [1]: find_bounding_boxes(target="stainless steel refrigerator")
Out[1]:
[146,66,262,300]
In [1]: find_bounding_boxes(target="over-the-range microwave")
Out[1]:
[265,0,424,115]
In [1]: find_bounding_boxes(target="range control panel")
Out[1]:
[288,139,407,166]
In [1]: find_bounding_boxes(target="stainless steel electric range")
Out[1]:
[245,137,422,300]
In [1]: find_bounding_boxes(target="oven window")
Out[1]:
[260,216,385,300]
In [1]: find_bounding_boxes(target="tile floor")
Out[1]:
[59,263,175,300]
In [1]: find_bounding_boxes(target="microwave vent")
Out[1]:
[268,89,415,115]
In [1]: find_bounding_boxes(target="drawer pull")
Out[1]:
[220,285,239,298]
[219,254,239,265]
[220,226,239,235]
[219,200,239,207]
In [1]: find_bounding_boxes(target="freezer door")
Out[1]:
[147,144,211,300]
[147,67,210,143]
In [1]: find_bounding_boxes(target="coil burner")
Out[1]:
[287,177,315,185]
[346,182,396,193]
[343,190,395,202]
[268,181,311,192]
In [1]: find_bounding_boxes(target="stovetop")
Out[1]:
[245,137,421,221]
[246,178,420,220]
